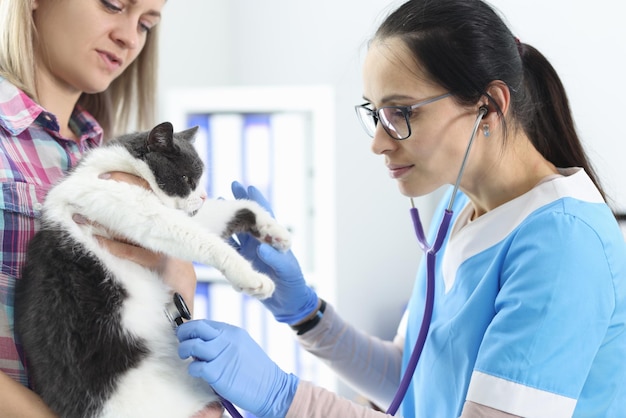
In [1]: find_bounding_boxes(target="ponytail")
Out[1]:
[518,43,606,201]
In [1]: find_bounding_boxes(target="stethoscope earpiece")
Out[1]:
[478,105,489,118]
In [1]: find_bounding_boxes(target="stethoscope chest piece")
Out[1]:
[164,292,191,328]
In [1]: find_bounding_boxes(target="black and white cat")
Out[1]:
[14,121,289,418]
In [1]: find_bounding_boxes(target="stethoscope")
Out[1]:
[167,106,487,418]
[385,106,488,415]
[166,293,244,417]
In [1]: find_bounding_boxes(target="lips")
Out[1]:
[387,164,414,179]
[96,50,123,71]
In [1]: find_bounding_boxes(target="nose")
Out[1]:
[370,125,398,155]
[111,20,140,50]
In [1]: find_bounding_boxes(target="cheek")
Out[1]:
[121,34,149,71]
[404,129,444,163]
[124,48,144,71]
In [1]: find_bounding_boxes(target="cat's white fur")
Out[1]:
[40,143,290,417]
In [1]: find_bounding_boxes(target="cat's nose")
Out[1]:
[200,191,207,202]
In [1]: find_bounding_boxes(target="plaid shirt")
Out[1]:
[0,77,103,386]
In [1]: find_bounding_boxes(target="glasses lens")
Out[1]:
[379,107,409,140]
[355,106,377,137]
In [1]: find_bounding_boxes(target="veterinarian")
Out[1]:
[176,0,626,417]
[0,1,207,416]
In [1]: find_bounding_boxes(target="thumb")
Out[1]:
[231,181,248,200]
[257,243,283,271]
[247,185,274,217]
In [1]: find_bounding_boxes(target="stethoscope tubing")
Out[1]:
[219,109,487,418]
[386,108,487,415]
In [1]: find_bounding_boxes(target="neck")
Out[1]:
[35,69,82,141]
[462,132,558,219]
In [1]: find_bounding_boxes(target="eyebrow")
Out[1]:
[362,94,417,106]
[129,0,162,18]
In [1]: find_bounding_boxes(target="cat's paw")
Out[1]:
[254,213,292,253]
[234,271,275,299]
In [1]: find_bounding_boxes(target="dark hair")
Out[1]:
[375,0,607,201]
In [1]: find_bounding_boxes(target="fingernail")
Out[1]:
[99,172,111,179]
[72,213,88,224]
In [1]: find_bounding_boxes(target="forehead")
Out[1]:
[363,38,438,104]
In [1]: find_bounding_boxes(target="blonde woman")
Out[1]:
[0,1,203,416]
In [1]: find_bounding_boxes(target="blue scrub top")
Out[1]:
[401,168,626,418]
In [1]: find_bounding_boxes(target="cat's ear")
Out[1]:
[179,126,199,143]
[147,122,175,152]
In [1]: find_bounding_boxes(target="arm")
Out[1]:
[460,401,520,418]
[296,303,403,409]
[0,371,57,418]
[287,381,392,418]
[295,307,521,418]
[177,320,392,418]
[228,183,400,410]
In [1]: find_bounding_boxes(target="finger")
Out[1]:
[72,213,91,225]
[247,185,274,216]
[233,230,254,248]
[231,181,249,200]
[177,319,221,342]
[178,337,229,366]
[187,359,219,383]
[100,171,151,190]
[257,243,281,266]
[97,236,164,270]
[73,214,108,232]
[178,338,201,360]
[227,235,241,250]
[177,338,220,363]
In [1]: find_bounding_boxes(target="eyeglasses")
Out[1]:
[354,92,452,140]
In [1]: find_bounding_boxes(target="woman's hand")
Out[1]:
[81,171,198,311]
[95,236,198,312]
[0,370,58,417]
[178,320,298,418]
[231,181,319,325]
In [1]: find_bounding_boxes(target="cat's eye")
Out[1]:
[181,175,195,188]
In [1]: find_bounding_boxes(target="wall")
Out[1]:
[158,0,626,399]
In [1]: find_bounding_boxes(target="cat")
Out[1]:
[14,121,290,418]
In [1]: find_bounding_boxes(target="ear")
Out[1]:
[146,121,174,152]
[32,0,39,11]
[479,80,511,126]
[179,125,199,142]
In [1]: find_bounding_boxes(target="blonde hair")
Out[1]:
[0,0,159,140]
[0,0,36,95]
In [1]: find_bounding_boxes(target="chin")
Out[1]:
[78,75,118,95]
[396,181,436,198]
[82,83,114,95]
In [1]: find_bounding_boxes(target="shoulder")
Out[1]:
[0,77,44,137]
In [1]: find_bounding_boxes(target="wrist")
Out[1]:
[290,299,326,335]
[259,372,299,418]
[290,298,322,326]
[271,287,320,325]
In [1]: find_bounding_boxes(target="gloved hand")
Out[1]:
[177,320,298,418]
[231,181,319,325]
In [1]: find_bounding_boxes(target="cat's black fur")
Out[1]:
[14,122,287,418]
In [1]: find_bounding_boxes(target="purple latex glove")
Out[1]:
[230,181,318,325]
[177,320,298,418]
